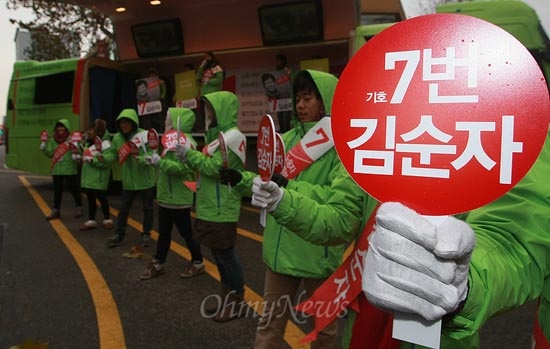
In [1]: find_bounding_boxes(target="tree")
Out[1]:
[6,0,114,61]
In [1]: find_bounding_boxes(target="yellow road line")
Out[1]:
[20,175,126,349]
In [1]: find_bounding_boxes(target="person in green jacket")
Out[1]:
[102,109,156,247]
[196,52,224,96]
[357,123,550,348]
[175,91,247,323]
[78,118,113,231]
[223,70,366,348]
[40,118,83,220]
[140,107,204,280]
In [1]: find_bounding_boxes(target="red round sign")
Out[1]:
[147,128,159,150]
[332,14,550,215]
[274,133,286,174]
[40,130,49,142]
[257,114,276,181]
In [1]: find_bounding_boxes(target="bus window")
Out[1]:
[34,71,75,104]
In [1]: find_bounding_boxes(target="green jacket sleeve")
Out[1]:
[442,130,550,344]
[270,162,364,246]
[159,157,195,180]
[186,148,224,176]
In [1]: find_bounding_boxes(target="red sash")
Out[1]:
[50,143,70,170]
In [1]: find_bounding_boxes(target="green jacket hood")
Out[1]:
[55,118,71,131]
[116,108,139,127]
[202,91,239,133]
[167,107,195,133]
[292,70,338,117]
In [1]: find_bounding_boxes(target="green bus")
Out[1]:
[351,0,550,89]
[4,57,137,177]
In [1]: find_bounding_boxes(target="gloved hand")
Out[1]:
[82,156,93,163]
[271,173,289,188]
[251,176,284,212]
[175,143,191,162]
[219,168,242,186]
[362,202,475,321]
[40,142,46,150]
[145,153,161,166]
[71,154,82,162]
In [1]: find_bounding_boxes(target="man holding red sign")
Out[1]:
[40,118,83,220]
[221,70,368,348]
[102,109,156,247]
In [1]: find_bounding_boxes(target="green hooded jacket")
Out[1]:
[42,118,78,176]
[186,91,246,222]
[156,107,197,207]
[102,109,155,190]
[239,70,366,278]
[80,129,112,191]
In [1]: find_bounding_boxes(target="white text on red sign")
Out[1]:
[347,115,523,184]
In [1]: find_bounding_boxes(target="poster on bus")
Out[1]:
[136,76,162,116]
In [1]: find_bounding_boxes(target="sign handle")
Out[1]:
[392,215,446,349]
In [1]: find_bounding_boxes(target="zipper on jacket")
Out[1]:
[324,246,328,258]
[273,225,283,270]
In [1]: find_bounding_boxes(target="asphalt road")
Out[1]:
[0,144,537,349]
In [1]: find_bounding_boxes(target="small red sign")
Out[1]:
[332,14,550,216]
[40,130,49,142]
[129,141,139,155]
[118,142,132,164]
[161,130,187,151]
[274,133,285,174]
[257,115,276,181]
[70,131,82,143]
[147,128,159,150]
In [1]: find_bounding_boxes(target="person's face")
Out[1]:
[137,83,147,97]
[55,126,68,137]
[295,89,323,123]
[263,77,277,93]
[119,119,133,134]
[87,127,97,139]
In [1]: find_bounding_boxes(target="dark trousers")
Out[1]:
[211,246,245,294]
[115,188,154,236]
[83,188,110,221]
[155,206,203,264]
[52,174,82,211]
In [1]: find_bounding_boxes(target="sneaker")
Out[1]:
[141,233,152,247]
[102,219,114,230]
[46,209,60,221]
[180,262,205,278]
[107,233,124,248]
[140,261,165,280]
[74,207,83,218]
[80,220,97,230]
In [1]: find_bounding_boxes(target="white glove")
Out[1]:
[362,202,475,321]
[145,153,161,166]
[251,176,284,212]
[175,143,190,162]
[82,156,93,163]
[40,142,46,150]
[71,154,82,162]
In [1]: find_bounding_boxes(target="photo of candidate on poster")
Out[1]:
[260,70,292,112]
[136,76,162,116]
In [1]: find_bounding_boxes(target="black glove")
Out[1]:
[219,168,242,186]
[271,173,289,188]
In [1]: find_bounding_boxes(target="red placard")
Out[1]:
[257,115,276,181]
[94,136,102,152]
[161,130,187,151]
[40,130,49,142]
[332,14,550,216]
[118,142,132,164]
[219,131,229,168]
[274,133,286,174]
[70,131,82,143]
[129,141,139,155]
[147,128,159,151]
